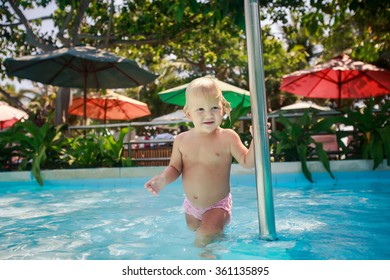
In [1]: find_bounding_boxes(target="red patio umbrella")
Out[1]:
[0,101,28,129]
[68,91,151,123]
[280,54,390,105]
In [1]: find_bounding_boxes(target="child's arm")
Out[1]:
[229,127,255,169]
[144,134,183,196]
[230,123,271,169]
[144,165,181,195]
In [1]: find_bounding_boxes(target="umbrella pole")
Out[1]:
[104,99,107,124]
[338,71,342,108]
[244,0,277,240]
[83,63,88,125]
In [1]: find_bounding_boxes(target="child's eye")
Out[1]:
[212,106,220,110]
[196,108,204,112]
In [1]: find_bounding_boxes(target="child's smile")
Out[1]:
[186,95,224,133]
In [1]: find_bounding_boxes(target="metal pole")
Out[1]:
[244,0,277,240]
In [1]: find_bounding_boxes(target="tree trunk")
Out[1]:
[54,88,71,125]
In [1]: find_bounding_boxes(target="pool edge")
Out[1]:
[0,160,388,186]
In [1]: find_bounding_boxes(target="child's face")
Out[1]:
[185,93,224,133]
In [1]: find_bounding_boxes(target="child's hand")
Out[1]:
[249,123,271,136]
[144,175,165,196]
[249,125,253,136]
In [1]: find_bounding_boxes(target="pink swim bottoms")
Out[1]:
[183,193,232,222]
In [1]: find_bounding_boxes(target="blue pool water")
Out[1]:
[0,172,389,260]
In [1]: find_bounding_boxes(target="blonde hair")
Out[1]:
[183,77,231,118]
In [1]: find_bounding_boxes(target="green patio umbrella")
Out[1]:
[158,76,251,108]
[4,46,158,123]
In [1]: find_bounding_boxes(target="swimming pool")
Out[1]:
[0,165,389,260]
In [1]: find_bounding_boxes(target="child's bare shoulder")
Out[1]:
[174,130,192,143]
[219,128,242,144]
[220,128,239,137]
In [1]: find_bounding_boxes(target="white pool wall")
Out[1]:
[0,160,388,184]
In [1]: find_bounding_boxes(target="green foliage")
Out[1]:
[0,122,133,185]
[260,0,389,69]
[2,0,303,119]
[65,134,102,168]
[327,98,390,169]
[65,127,133,169]
[100,127,133,167]
[270,110,335,182]
[261,26,308,110]
[2,0,388,86]
[0,118,67,185]
[221,97,251,129]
